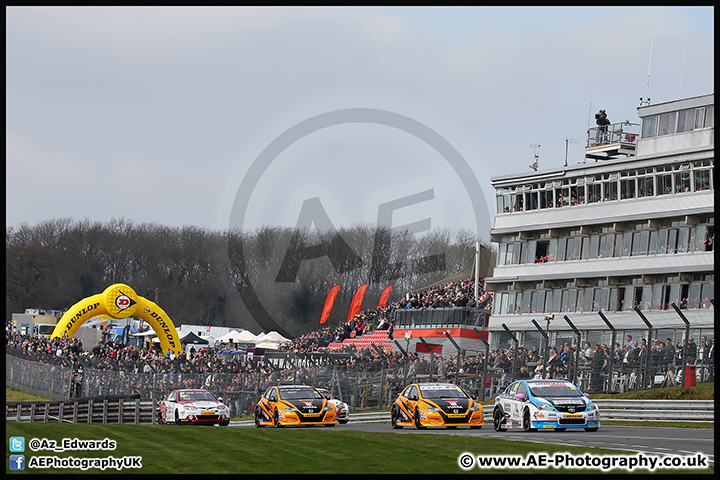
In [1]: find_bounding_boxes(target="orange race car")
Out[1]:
[391,382,484,429]
[254,385,337,428]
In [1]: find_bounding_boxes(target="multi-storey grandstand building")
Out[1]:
[484,94,714,350]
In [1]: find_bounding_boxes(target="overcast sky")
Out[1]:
[6,6,714,243]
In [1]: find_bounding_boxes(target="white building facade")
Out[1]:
[485,94,714,351]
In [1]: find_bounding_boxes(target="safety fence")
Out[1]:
[6,348,713,418]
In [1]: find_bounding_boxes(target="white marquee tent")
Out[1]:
[256,331,292,345]
[215,330,242,343]
[232,330,260,344]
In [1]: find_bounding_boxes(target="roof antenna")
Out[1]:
[529,144,540,171]
[640,39,653,106]
[564,138,578,167]
[679,47,686,99]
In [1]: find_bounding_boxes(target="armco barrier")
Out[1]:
[5,395,152,424]
[232,399,714,426]
[7,397,713,425]
[591,399,714,422]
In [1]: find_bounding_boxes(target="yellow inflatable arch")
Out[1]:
[51,283,181,354]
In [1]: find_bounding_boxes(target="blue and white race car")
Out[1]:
[493,379,600,432]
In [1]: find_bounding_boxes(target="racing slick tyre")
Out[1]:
[493,408,507,432]
[273,409,284,428]
[522,408,537,432]
[218,420,229,427]
[254,409,265,428]
[391,406,403,429]
[175,411,181,426]
[414,409,427,430]
[339,420,348,425]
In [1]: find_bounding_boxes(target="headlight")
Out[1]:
[469,405,482,412]
[536,403,555,411]
[586,403,598,412]
[183,405,199,411]
[279,405,298,413]
[423,406,441,413]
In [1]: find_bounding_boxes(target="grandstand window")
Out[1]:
[658,111,676,135]
[676,108,695,133]
[642,114,658,138]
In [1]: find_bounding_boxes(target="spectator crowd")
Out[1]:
[6,278,713,404]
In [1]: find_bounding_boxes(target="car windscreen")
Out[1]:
[528,383,583,398]
[279,388,322,400]
[179,391,217,402]
[419,386,468,399]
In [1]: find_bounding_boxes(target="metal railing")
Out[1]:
[586,121,639,149]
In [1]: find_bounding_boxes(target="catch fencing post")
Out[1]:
[531,319,550,379]
[443,332,464,386]
[597,312,617,393]
[634,307,655,389]
[670,302,691,387]
[472,328,490,401]
[563,315,582,384]
[501,324,519,385]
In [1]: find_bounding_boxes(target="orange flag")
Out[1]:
[377,285,393,309]
[320,285,341,324]
[346,284,369,323]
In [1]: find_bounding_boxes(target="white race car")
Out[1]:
[493,379,600,432]
[159,389,230,426]
[316,387,349,424]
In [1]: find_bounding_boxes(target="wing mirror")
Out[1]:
[408,394,418,401]
[514,393,526,401]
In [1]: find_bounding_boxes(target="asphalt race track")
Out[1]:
[232,421,714,466]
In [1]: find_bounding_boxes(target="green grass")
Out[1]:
[5,388,54,403]
[590,382,714,400]
[5,385,714,474]
[5,422,713,474]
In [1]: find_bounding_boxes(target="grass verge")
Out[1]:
[5,422,713,474]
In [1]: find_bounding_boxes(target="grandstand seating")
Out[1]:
[326,329,394,353]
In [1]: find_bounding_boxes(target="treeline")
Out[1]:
[6,218,487,336]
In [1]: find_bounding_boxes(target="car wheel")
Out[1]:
[413,409,426,430]
[522,408,536,432]
[273,409,283,428]
[493,408,506,432]
[254,409,265,428]
[339,420,348,424]
[175,411,181,425]
[218,421,229,427]
[391,406,403,429]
